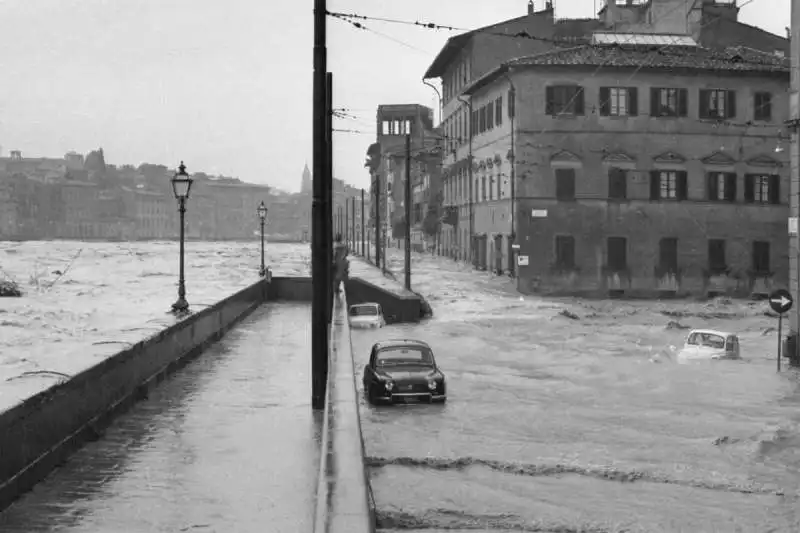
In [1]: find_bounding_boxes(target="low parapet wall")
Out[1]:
[0,278,275,511]
[314,288,375,533]
[345,277,422,324]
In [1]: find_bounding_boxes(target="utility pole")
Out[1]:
[350,196,355,254]
[325,73,333,323]
[508,83,517,279]
[361,188,366,257]
[344,200,349,248]
[311,0,328,411]
[404,134,412,290]
[374,172,381,267]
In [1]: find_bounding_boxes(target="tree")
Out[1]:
[84,148,107,175]
[364,143,381,172]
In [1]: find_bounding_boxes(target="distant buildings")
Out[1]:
[424,0,791,298]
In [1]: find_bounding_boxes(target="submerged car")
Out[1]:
[676,329,741,363]
[349,303,386,329]
[362,339,446,404]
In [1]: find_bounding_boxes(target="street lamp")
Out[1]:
[257,200,268,277]
[170,161,193,314]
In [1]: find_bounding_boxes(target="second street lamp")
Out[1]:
[170,161,193,314]
[257,201,268,277]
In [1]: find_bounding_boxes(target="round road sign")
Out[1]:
[768,288,794,314]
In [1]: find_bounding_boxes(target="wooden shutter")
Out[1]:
[545,86,554,115]
[650,170,661,200]
[496,97,503,125]
[599,87,610,116]
[677,88,688,117]
[768,174,780,204]
[707,172,718,200]
[574,87,585,115]
[743,174,754,203]
[698,89,710,118]
[650,88,660,116]
[628,87,638,116]
[725,172,737,201]
[726,90,736,118]
[676,171,688,200]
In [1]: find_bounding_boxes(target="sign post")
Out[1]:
[768,288,794,372]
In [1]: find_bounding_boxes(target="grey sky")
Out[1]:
[0,0,789,192]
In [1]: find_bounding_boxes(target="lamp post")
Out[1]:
[170,161,193,314]
[257,201,268,277]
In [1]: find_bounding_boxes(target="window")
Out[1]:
[481,176,486,201]
[658,237,678,274]
[650,88,688,117]
[495,97,503,126]
[607,237,627,271]
[554,235,575,269]
[546,86,584,116]
[471,110,478,137]
[706,172,736,202]
[600,87,638,116]
[608,167,627,199]
[508,89,515,118]
[752,241,770,274]
[744,174,780,204]
[754,92,772,121]
[487,104,494,130]
[488,176,493,200]
[650,170,687,200]
[496,170,502,198]
[555,168,576,200]
[699,89,736,119]
[479,107,486,133]
[708,239,726,274]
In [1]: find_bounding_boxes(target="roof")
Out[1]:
[592,32,697,46]
[463,43,789,95]
[373,339,432,350]
[689,329,734,338]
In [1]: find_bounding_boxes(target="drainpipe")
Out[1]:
[422,78,443,126]
[503,69,517,281]
[457,95,473,266]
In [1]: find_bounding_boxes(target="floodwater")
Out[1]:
[353,250,800,533]
[0,240,310,410]
[0,303,319,533]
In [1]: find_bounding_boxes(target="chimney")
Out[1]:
[528,0,534,14]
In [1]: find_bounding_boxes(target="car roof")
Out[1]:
[350,303,379,308]
[688,329,735,338]
[373,339,432,350]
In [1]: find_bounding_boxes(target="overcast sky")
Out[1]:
[0,0,789,192]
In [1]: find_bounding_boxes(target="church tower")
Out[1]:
[301,162,312,194]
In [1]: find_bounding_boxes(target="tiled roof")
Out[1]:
[506,44,789,73]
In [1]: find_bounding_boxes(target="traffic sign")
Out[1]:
[768,288,794,315]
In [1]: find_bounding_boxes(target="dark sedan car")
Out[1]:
[362,339,446,404]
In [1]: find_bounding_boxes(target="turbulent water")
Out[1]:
[0,240,310,411]
[351,250,800,533]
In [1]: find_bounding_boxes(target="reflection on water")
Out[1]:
[355,251,800,532]
[0,303,318,533]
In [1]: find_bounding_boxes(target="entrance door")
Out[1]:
[495,235,503,274]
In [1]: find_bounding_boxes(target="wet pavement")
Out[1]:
[352,250,800,532]
[0,302,319,533]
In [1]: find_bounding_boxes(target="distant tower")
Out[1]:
[301,162,312,194]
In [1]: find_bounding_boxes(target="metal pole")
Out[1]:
[404,134,412,290]
[259,218,266,277]
[778,314,783,372]
[325,72,333,324]
[509,83,517,279]
[361,188,365,257]
[311,0,328,411]
[375,172,381,267]
[351,196,356,255]
[345,200,349,248]
[172,197,188,312]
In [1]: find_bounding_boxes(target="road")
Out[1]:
[0,303,319,533]
[353,251,800,532]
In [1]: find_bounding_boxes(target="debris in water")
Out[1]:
[665,320,690,330]
[762,327,776,336]
[0,279,22,297]
[558,309,579,320]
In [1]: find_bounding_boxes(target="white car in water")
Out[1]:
[676,329,741,363]
[348,303,386,329]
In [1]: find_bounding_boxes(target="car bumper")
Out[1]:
[373,392,446,403]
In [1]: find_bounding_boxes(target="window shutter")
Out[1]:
[574,87,585,115]
[599,87,610,116]
[769,174,780,204]
[496,97,503,125]
[698,89,709,118]
[726,90,737,118]
[628,87,638,116]
[725,172,737,201]
[678,89,688,117]
[545,86,554,115]
[650,88,660,116]
[743,174,754,203]
[650,170,660,200]
[707,172,718,200]
[677,171,688,200]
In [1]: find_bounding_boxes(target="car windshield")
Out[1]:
[687,332,726,349]
[376,346,433,366]
[351,305,378,317]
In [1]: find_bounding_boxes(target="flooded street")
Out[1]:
[0,303,318,533]
[353,252,800,532]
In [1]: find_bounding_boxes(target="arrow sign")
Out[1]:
[768,288,794,314]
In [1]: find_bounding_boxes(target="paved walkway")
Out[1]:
[0,303,319,533]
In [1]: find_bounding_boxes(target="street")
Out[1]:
[353,251,800,532]
[0,303,319,533]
